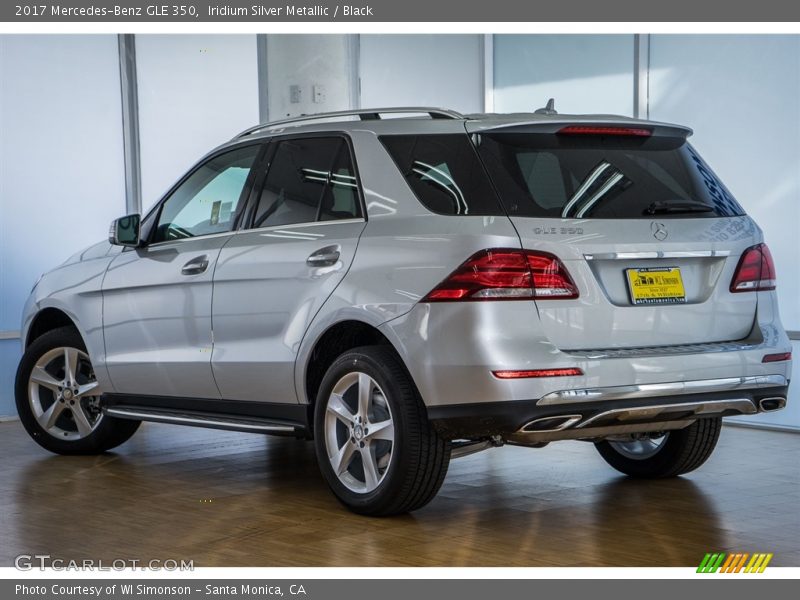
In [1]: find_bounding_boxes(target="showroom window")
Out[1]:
[152,145,261,243]
[380,134,504,216]
[250,137,362,229]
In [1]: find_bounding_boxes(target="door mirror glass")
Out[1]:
[109,214,141,247]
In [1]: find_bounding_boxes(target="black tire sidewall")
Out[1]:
[15,327,139,455]
[313,348,420,514]
[595,418,721,478]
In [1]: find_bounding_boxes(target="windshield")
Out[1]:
[475,132,744,219]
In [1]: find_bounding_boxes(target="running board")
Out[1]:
[104,406,306,436]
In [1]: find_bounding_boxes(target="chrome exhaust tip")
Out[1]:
[521,415,582,433]
[758,397,786,412]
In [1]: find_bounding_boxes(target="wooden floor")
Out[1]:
[1,420,798,567]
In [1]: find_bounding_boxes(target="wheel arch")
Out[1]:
[25,307,80,349]
[301,319,406,413]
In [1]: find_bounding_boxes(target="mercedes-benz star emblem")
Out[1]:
[651,221,668,241]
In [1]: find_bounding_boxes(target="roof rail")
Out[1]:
[234,107,464,139]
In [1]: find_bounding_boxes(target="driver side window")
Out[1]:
[152,145,261,243]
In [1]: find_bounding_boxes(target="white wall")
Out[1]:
[650,35,800,332]
[136,35,259,211]
[266,35,356,120]
[0,35,127,416]
[493,34,635,116]
[360,35,483,114]
[649,35,800,429]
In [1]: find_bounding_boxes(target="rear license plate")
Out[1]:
[625,267,686,305]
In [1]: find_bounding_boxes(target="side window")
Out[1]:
[380,134,504,216]
[251,137,362,229]
[152,145,260,243]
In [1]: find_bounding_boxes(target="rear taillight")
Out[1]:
[730,243,776,293]
[422,248,578,302]
[557,125,652,137]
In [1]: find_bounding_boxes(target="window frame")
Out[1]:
[240,132,367,233]
[141,141,269,247]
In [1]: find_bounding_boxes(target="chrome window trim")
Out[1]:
[141,217,367,249]
[142,230,238,249]
[237,217,366,235]
[537,375,788,406]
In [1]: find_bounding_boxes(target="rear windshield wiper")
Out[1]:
[645,201,715,215]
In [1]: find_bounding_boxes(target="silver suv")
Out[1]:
[16,106,792,515]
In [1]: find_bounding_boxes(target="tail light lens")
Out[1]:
[558,125,652,137]
[730,243,776,293]
[423,248,578,302]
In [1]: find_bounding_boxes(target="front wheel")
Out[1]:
[594,418,722,478]
[15,326,140,455]
[313,346,451,516]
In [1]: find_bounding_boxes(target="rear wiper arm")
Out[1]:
[645,201,714,215]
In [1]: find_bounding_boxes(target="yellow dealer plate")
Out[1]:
[625,267,686,305]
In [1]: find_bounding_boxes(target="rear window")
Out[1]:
[380,134,504,216]
[476,132,744,219]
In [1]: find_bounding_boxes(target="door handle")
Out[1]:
[181,255,209,275]
[306,245,341,267]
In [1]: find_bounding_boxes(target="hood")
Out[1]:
[59,240,115,268]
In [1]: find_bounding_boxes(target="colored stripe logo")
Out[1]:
[697,552,773,573]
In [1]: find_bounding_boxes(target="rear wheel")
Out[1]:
[594,418,722,478]
[15,326,140,455]
[314,346,450,516]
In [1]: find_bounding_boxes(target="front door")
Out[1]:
[103,144,262,398]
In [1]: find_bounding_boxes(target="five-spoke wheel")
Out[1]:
[314,346,451,516]
[16,326,140,455]
[324,372,395,493]
[28,346,103,440]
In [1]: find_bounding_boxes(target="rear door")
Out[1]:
[211,135,366,403]
[472,123,759,350]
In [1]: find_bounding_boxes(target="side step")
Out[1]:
[104,405,307,437]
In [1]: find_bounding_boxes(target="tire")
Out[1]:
[313,345,451,516]
[594,418,722,478]
[15,326,140,455]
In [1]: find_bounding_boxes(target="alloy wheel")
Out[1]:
[28,346,103,440]
[324,371,395,493]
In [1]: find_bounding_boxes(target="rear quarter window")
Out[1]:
[380,134,504,216]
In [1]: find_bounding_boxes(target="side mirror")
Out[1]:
[108,214,141,247]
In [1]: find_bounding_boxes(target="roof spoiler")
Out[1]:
[466,118,693,138]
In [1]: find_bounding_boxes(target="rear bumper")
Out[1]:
[380,301,792,408]
[428,377,788,442]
